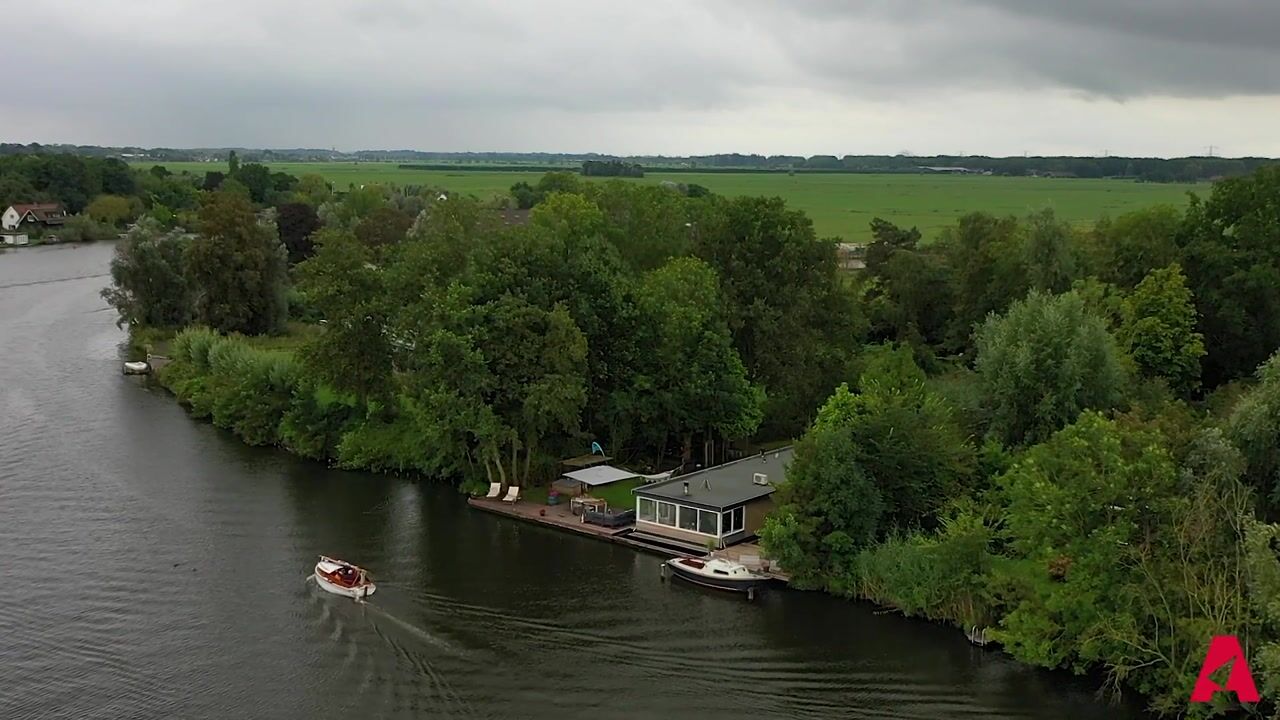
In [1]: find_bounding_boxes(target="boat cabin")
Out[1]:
[632,447,792,550]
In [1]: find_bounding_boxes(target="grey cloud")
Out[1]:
[735,0,1280,98]
[0,0,1277,151]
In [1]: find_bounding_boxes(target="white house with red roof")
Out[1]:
[2,203,67,231]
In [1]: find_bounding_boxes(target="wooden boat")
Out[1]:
[314,555,376,600]
[663,556,770,595]
[122,361,150,375]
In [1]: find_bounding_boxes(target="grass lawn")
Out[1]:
[241,321,322,354]
[522,478,646,510]
[135,161,1206,244]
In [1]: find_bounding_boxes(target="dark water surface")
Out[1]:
[0,243,1144,719]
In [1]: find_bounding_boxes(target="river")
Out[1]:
[0,242,1143,719]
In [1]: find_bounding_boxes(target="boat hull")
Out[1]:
[314,560,376,599]
[665,559,769,593]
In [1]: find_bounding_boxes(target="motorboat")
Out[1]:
[122,361,150,375]
[314,555,376,600]
[663,556,770,596]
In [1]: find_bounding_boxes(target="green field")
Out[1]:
[140,161,1206,242]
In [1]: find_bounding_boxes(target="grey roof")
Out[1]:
[563,465,638,486]
[633,447,793,510]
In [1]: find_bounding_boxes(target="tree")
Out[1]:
[589,181,692,272]
[1177,166,1280,387]
[85,194,136,226]
[975,290,1127,446]
[1228,352,1280,507]
[996,414,1255,713]
[865,217,921,274]
[759,429,883,591]
[354,206,413,248]
[694,196,863,435]
[101,219,192,328]
[1082,206,1181,289]
[296,229,395,402]
[0,172,43,209]
[228,150,240,177]
[1023,209,1077,293]
[631,257,763,463]
[1120,264,1205,396]
[202,171,225,192]
[293,174,332,207]
[276,202,322,265]
[235,163,273,203]
[186,191,289,335]
[862,220,955,359]
[811,344,975,530]
[938,212,1029,353]
[61,214,119,242]
[99,158,136,196]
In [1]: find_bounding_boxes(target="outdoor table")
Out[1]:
[571,496,606,515]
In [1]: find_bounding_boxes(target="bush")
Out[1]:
[854,506,998,628]
[159,329,300,446]
[279,383,360,461]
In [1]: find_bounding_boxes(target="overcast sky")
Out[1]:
[4,0,1279,157]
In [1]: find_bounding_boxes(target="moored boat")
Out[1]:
[663,556,769,595]
[122,361,150,375]
[314,555,376,600]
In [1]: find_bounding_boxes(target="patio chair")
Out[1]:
[502,485,521,503]
[484,482,502,499]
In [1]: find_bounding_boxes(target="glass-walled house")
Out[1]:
[631,448,792,550]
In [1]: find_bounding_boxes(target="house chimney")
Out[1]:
[682,482,689,496]
[703,478,711,490]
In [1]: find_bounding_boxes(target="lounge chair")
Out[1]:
[502,486,521,503]
[485,482,502,499]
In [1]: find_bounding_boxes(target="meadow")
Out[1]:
[140,161,1206,242]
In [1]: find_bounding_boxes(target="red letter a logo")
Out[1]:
[1191,635,1259,703]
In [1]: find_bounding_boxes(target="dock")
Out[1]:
[467,497,790,584]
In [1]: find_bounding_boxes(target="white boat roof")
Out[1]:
[563,465,639,486]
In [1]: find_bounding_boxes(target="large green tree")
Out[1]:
[1229,352,1280,508]
[1120,264,1205,396]
[975,290,1127,446]
[1023,209,1077,293]
[938,212,1029,353]
[1177,166,1280,387]
[295,229,395,402]
[186,191,289,335]
[812,344,975,530]
[694,196,862,435]
[101,219,192,328]
[759,429,883,591]
[631,257,763,463]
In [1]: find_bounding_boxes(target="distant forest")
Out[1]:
[1,142,1274,183]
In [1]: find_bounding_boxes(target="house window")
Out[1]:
[721,506,745,534]
[656,501,676,526]
[698,509,718,535]
[678,505,699,532]
[638,497,656,522]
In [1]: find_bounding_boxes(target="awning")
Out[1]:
[563,465,639,486]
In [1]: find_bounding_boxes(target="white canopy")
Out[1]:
[563,465,639,486]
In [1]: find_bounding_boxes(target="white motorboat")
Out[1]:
[122,361,150,375]
[314,555,376,600]
[663,556,770,595]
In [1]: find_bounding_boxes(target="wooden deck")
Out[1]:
[467,496,791,584]
[468,496,632,539]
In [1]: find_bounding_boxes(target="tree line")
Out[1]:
[100,158,1280,716]
[5,143,1271,182]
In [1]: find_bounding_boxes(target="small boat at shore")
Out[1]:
[663,556,770,596]
[314,555,376,600]
[122,361,150,375]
